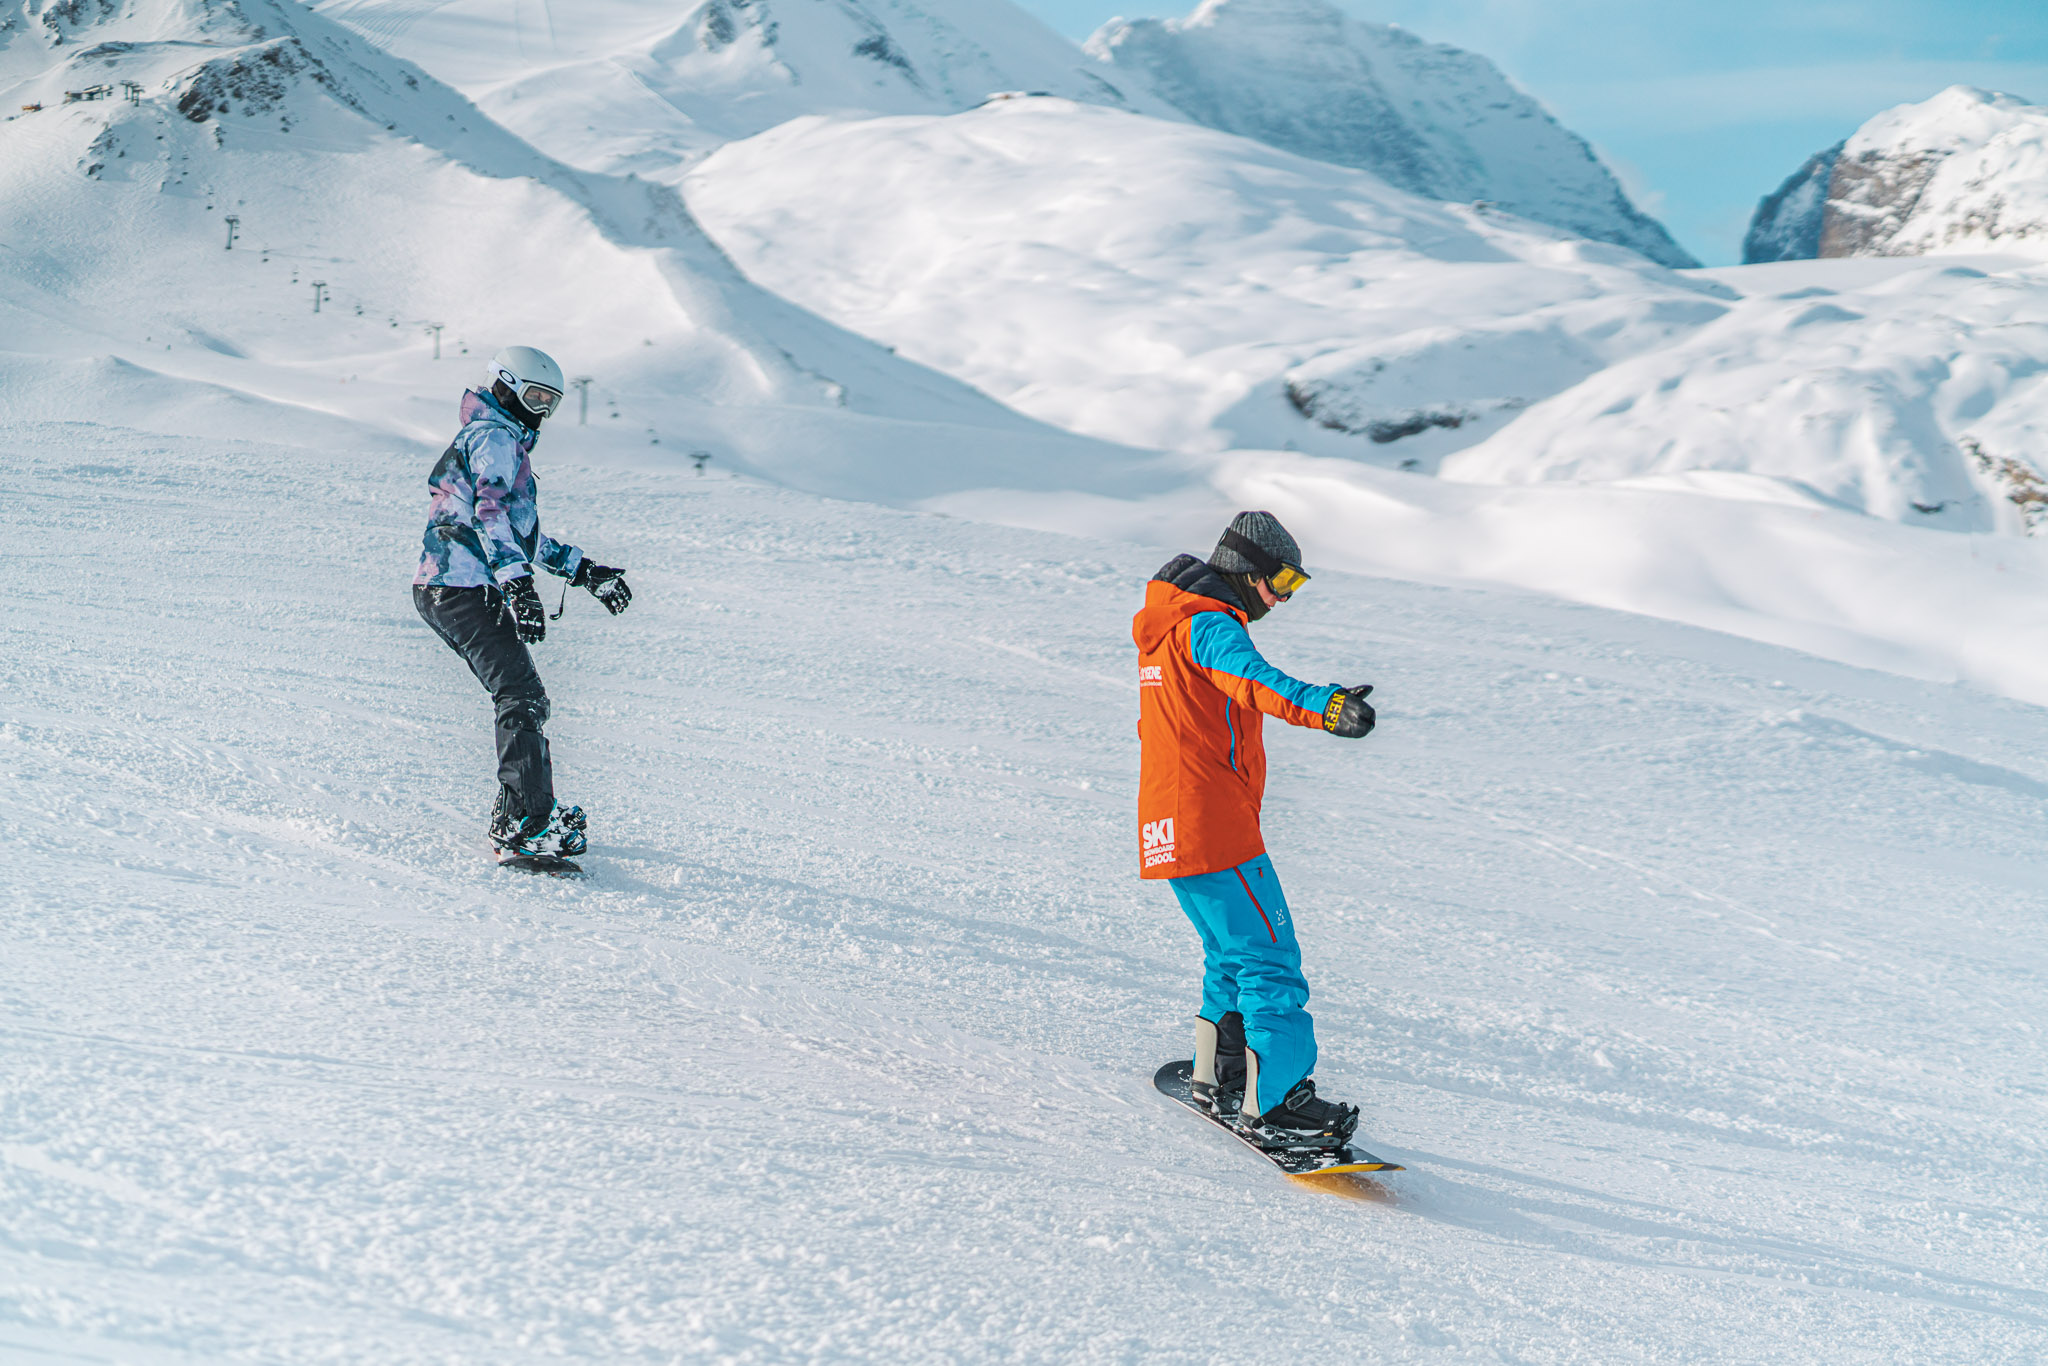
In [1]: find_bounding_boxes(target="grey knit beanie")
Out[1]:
[1208,510,1302,576]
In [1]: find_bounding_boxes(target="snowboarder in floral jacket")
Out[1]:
[1133,510,1376,1148]
[412,346,632,864]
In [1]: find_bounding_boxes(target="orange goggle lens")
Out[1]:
[1269,563,1310,598]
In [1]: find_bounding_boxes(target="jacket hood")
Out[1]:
[463,386,538,436]
[1133,553,1249,652]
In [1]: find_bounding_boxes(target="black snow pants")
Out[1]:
[414,584,554,820]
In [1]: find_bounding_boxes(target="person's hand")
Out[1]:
[504,576,547,644]
[1323,684,1375,738]
[574,561,632,616]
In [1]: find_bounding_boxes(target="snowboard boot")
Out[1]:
[1190,1012,1247,1117]
[1239,1051,1358,1151]
[490,790,588,862]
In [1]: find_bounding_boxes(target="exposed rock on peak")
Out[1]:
[1744,86,2048,262]
[1744,143,1842,264]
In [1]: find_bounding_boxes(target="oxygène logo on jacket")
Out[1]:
[1139,665,1164,688]
[1141,817,1176,867]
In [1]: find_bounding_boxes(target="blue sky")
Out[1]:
[1013,1,2048,265]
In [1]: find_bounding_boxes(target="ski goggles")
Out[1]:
[1267,562,1310,598]
[1217,529,1311,599]
[513,381,563,417]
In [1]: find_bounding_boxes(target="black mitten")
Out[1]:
[1322,684,1375,738]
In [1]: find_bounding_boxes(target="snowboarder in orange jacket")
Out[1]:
[1133,511,1377,1149]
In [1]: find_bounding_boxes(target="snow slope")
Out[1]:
[1745,86,2048,263]
[310,0,1166,175]
[685,98,1728,461]
[0,0,1158,503]
[0,0,820,411]
[5,400,2048,1362]
[686,99,2048,549]
[1440,256,2048,536]
[1087,0,1697,269]
[937,436,2048,706]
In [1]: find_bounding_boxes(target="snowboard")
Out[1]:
[495,851,584,877]
[1153,1060,1403,1178]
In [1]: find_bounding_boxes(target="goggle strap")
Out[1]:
[1217,530,1306,588]
[1217,530,1281,578]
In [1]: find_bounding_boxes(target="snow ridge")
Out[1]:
[0,0,1139,493]
[311,0,1698,271]
[686,98,1725,465]
[1087,0,1698,269]
[311,0,1166,174]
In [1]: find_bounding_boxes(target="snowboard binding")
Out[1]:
[490,791,587,864]
[1238,1078,1360,1152]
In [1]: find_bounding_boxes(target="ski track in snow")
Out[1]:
[5,424,2048,1363]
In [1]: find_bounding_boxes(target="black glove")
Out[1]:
[573,560,632,616]
[503,575,546,644]
[1322,684,1375,738]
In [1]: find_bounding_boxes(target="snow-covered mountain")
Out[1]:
[0,0,1147,501]
[1087,0,1697,269]
[686,98,1726,462]
[311,0,1168,174]
[0,0,779,397]
[1745,85,2048,263]
[688,96,2048,555]
[311,0,1695,270]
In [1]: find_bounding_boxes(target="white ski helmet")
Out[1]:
[487,345,566,419]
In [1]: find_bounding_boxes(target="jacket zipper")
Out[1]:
[1225,699,1240,772]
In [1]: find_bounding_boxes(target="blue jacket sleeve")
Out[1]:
[1186,611,1339,728]
[536,535,584,581]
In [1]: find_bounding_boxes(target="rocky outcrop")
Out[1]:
[1744,86,2048,262]
[1087,0,1698,269]
[1742,143,1840,263]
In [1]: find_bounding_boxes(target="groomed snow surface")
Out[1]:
[6,407,2048,1362]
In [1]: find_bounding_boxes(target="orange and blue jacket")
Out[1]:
[1133,555,1340,879]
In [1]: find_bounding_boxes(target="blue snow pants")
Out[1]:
[1169,853,1315,1115]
